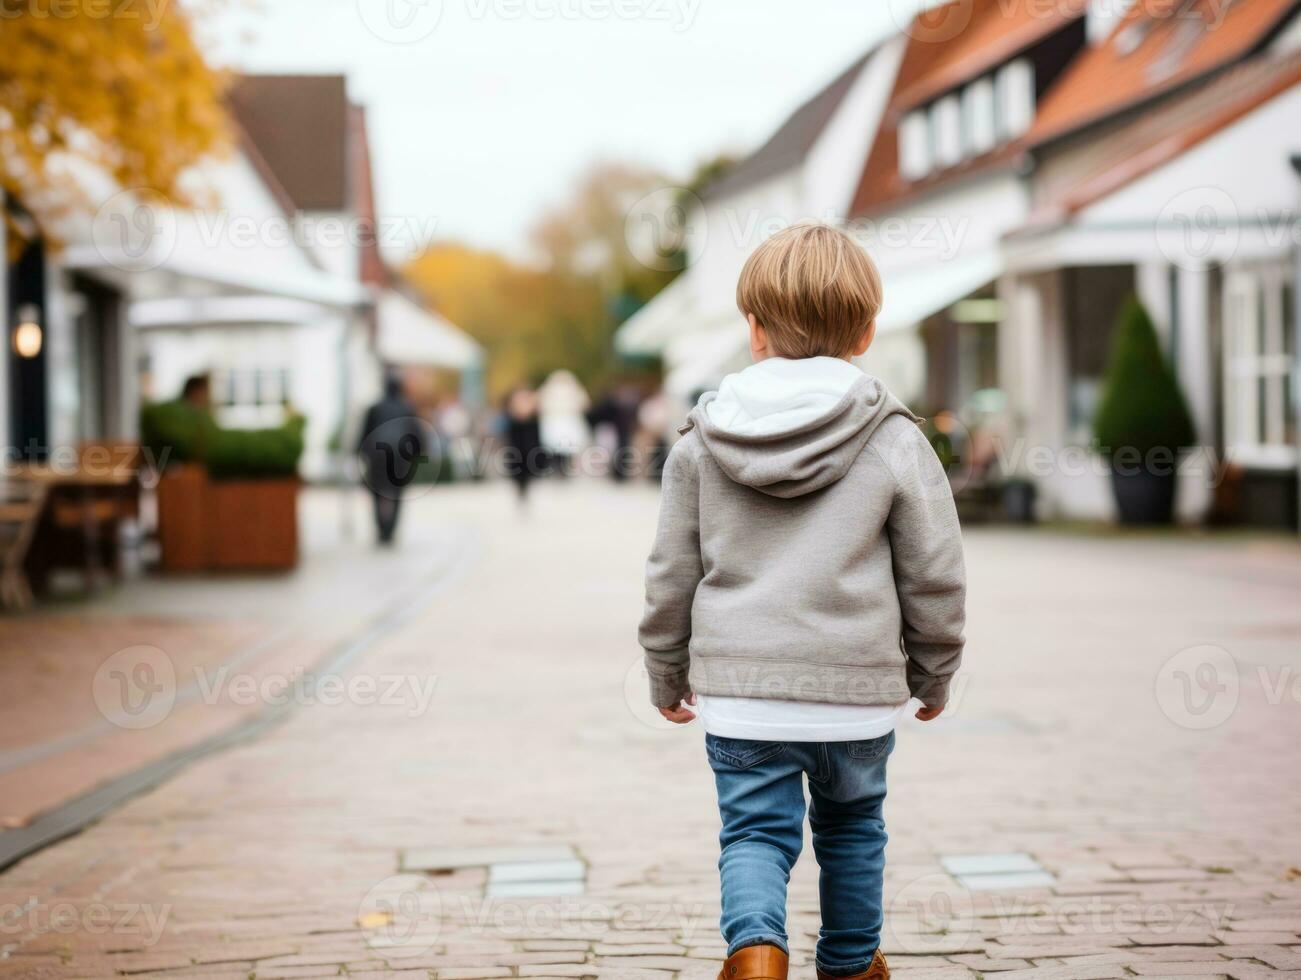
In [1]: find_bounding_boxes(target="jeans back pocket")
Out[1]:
[844,731,895,762]
[705,735,785,770]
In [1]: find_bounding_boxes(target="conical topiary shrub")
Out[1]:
[1093,295,1196,523]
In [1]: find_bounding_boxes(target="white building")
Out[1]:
[615,36,907,415]
[1000,0,1301,525]
[842,0,1096,417]
[1,75,480,481]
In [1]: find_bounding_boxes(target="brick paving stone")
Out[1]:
[0,486,1298,977]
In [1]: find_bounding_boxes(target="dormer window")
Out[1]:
[897,57,1036,181]
[995,59,1035,139]
[962,77,996,156]
[931,95,964,169]
[898,110,932,180]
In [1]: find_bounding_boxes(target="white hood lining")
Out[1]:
[704,357,865,438]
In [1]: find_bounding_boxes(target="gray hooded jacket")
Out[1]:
[638,365,965,710]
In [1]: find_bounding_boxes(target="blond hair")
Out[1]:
[735,222,883,359]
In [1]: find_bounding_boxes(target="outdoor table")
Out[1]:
[16,463,138,594]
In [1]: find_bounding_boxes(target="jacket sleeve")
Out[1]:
[879,422,966,709]
[637,439,704,707]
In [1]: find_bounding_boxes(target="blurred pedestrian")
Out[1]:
[181,373,213,413]
[503,386,543,506]
[437,396,476,481]
[357,373,425,546]
[538,369,590,476]
[634,388,669,481]
[587,383,640,482]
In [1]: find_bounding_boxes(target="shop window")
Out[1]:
[1224,265,1296,467]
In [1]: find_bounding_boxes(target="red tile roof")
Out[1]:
[850,0,1299,217]
[851,0,1088,215]
[893,0,1088,112]
[1027,0,1300,146]
[1023,50,1301,221]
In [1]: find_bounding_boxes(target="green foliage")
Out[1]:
[140,401,305,479]
[206,416,306,480]
[140,400,216,466]
[1093,295,1196,458]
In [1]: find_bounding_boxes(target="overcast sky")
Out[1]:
[207,0,929,258]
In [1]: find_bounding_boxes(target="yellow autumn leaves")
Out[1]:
[1,0,229,246]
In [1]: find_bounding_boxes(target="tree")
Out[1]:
[404,243,606,401]
[406,156,740,400]
[529,161,679,306]
[1093,295,1196,459]
[1,0,229,250]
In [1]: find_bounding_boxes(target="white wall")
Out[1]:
[694,171,803,321]
[44,261,78,452]
[804,35,906,218]
[1083,86,1301,265]
[0,200,8,456]
[868,173,1027,279]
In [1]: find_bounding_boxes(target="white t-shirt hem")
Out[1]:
[698,695,918,742]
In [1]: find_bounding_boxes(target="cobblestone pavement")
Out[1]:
[0,490,465,827]
[1,481,1299,980]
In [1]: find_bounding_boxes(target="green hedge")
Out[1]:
[1093,295,1196,459]
[141,401,305,480]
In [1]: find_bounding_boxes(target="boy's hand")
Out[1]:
[915,704,944,721]
[658,692,697,725]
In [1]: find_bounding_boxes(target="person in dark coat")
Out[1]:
[502,387,544,505]
[357,373,426,545]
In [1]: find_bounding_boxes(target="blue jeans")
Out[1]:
[705,731,894,978]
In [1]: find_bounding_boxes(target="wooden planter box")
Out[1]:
[156,467,299,572]
[156,464,210,573]
[207,478,299,570]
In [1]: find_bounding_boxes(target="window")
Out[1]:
[995,59,1035,140]
[931,95,963,169]
[961,77,996,156]
[213,367,293,429]
[1224,265,1297,467]
[898,110,932,180]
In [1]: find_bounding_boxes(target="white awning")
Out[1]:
[663,324,749,401]
[876,251,1002,333]
[615,274,696,356]
[376,290,482,370]
[61,245,370,310]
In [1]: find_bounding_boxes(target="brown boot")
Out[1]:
[717,943,788,980]
[816,949,890,980]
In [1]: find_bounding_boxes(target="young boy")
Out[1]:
[638,223,965,980]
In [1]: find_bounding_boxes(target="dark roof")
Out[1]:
[227,75,351,211]
[702,49,875,201]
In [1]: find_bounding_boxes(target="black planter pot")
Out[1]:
[1110,466,1177,524]
[1002,480,1037,523]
